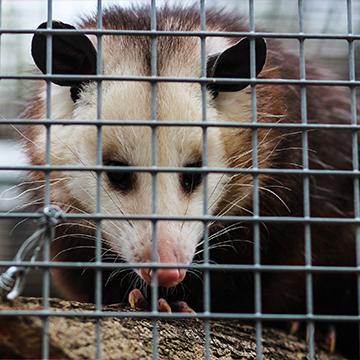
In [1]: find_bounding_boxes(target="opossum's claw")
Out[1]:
[128,288,148,310]
[324,325,336,354]
[158,298,172,313]
[288,321,301,335]
[171,300,196,314]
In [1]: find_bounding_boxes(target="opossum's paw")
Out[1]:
[128,288,195,313]
[288,321,336,354]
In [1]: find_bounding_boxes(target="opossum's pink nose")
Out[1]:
[139,230,187,287]
[157,268,186,287]
[140,268,186,288]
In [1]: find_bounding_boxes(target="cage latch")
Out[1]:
[0,205,63,302]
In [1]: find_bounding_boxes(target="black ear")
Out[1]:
[31,21,97,101]
[207,37,267,96]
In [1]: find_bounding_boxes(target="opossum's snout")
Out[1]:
[140,268,186,288]
[136,232,188,288]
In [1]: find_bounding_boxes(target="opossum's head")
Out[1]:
[30,21,266,288]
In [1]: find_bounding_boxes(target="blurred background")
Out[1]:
[0,0,359,296]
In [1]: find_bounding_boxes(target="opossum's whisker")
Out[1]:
[257,111,285,118]
[52,245,102,261]
[9,124,64,162]
[105,267,131,287]
[224,127,274,165]
[212,193,269,236]
[82,251,124,277]
[207,170,252,214]
[51,232,107,245]
[77,242,120,260]
[55,221,118,242]
[51,233,115,252]
[192,259,219,265]
[123,272,139,303]
[214,191,251,219]
[195,239,250,256]
[187,268,203,283]
[207,170,230,210]
[217,197,254,216]
[9,217,32,235]
[236,183,290,213]
[206,240,247,252]
[0,177,69,200]
[225,127,301,169]
[5,197,48,214]
[85,248,122,265]
[209,223,246,241]
[180,191,192,233]
[2,180,69,212]
[196,222,246,248]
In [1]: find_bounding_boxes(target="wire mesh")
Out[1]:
[0,1,360,360]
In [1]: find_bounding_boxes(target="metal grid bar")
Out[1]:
[3,73,360,86]
[1,309,360,321]
[249,0,263,358]
[0,1,359,359]
[2,28,360,40]
[95,1,104,358]
[347,0,360,355]
[2,119,360,129]
[4,261,360,273]
[199,1,211,358]
[4,165,360,176]
[298,1,315,358]
[3,213,360,224]
[150,1,159,358]
[42,1,54,357]
[0,0,2,75]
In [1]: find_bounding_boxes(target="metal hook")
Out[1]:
[0,266,25,301]
[0,204,63,302]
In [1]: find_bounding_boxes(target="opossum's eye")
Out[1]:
[106,161,135,193]
[207,37,267,96]
[180,162,202,194]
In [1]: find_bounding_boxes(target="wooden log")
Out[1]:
[0,297,345,360]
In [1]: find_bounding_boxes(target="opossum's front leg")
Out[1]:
[128,288,195,313]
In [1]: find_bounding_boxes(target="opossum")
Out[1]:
[23,4,358,358]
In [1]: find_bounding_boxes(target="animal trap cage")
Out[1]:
[0,0,359,359]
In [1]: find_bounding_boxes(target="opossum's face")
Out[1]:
[47,85,227,288]
[30,21,267,288]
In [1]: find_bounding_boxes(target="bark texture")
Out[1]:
[0,297,345,360]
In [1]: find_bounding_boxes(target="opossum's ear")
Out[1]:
[207,37,267,96]
[31,21,97,102]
